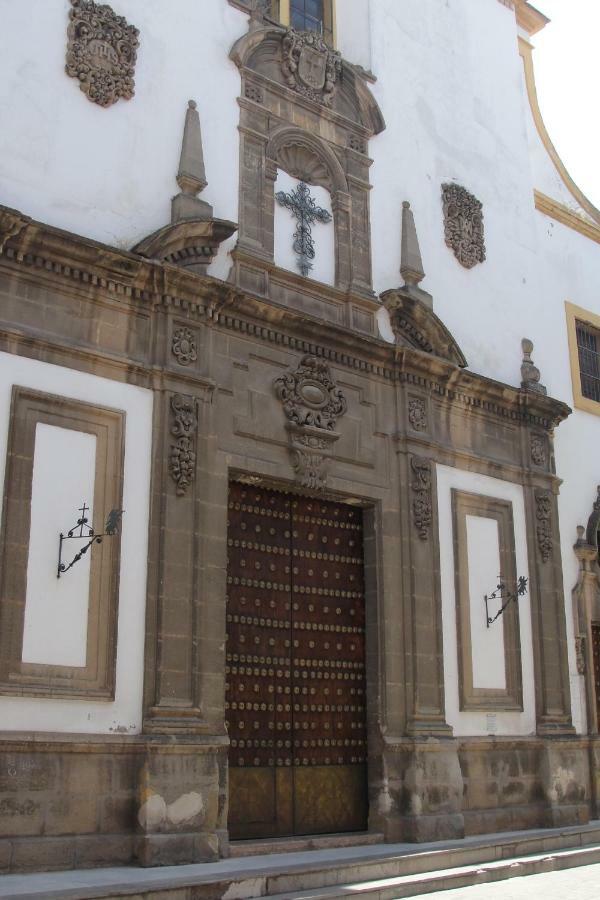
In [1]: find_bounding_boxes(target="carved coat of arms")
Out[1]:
[65,0,139,107]
[441,183,486,269]
[281,30,342,107]
[274,355,347,491]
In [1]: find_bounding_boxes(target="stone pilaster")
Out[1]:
[523,482,574,735]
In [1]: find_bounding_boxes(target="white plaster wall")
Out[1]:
[274,171,335,286]
[0,0,243,280]
[437,465,535,736]
[335,0,372,72]
[22,424,96,667]
[0,352,153,734]
[466,515,506,691]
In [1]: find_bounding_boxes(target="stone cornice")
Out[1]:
[0,205,570,434]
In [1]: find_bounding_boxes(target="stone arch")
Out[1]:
[266,126,348,195]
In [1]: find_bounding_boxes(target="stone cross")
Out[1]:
[275,181,332,277]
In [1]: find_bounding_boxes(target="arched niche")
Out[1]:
[230,24,385,336]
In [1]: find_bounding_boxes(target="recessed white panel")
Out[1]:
[466,514,506,690]
[22,424,96,667]
[274,170,335,287]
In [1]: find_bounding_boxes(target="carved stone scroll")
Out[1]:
[281,29,342,107]
[274,355,346,491]
[441,183,486,269]
[534,489,553,562]
[66,0,139,108]
[169,394,198,496]
[0,208,30,254]
[410,456,432,540]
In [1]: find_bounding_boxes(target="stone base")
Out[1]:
[134,831,221,867]
[0,733,598,873]
[373,738,465,843]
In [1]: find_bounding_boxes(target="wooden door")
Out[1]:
[226,482,368,839]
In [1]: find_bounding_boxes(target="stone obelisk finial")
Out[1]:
[399,201,432,308]
[172,100,213,223]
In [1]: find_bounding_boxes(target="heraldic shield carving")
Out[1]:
[66,0,139,107]
[441,183,486,269]
[281,29,342,107]
[274,355,347,490]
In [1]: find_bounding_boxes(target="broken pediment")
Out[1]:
[381,288,468,368]
[230,27,385,137]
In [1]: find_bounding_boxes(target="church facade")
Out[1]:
[1,0,600,873]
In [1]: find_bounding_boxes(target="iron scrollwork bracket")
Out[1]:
[57,502,123,578]
[484,575,528,628]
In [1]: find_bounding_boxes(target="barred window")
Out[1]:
[576,319,600,403]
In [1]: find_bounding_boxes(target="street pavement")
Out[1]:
[411,862,600,899]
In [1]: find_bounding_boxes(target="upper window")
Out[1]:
[565,301,600,415]
[576,319,600,403]
[272,0,334,46]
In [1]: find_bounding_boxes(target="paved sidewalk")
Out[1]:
[414,861,600,899]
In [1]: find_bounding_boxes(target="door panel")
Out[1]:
[226,483,367,839]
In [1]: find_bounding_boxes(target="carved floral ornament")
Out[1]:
[169,394,198,496]
[281,29,342,107]
[65,0,139,107]
[441,183,486,269]
[410,457,433,540]
[274,355,347,491]
[534,488,553,562]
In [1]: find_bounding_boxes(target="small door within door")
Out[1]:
[226,482,368,838]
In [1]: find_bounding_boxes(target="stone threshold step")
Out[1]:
[230,832,385,858]
[2,822,600,900]
[265,844,600,900]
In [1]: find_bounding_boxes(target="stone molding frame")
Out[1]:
[573,488,600,734]
[452,490,523,712]
[229,25,385,335]
[0,387,124,700]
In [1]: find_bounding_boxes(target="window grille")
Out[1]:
[576,320,600,403]
[290,0,333,44]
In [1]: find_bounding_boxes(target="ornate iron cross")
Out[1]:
[275,181,332,277]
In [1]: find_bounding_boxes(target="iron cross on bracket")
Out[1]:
[275,181,332,277]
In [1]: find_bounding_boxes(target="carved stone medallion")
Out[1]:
[534,489,553,562]
[274,355,347,490]
[172,327,198,366]
[441,183,486,269]
[169,394,197,496]
[274,354,347,431]
[530,434,547,468]
[66,0,139,107]
[410,457,433,540]
[281,30,342,107]
[408,398,427,432]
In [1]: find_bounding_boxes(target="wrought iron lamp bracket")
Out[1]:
[484,575,528,629]
[57,502,123,578]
